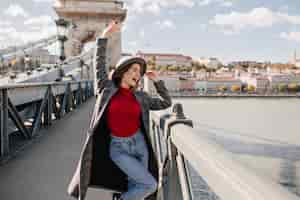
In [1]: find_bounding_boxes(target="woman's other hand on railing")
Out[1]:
[101,20,121,38]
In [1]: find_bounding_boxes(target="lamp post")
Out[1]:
[55,18,69,81]
[24,53,31,71]
[0,54,3,75]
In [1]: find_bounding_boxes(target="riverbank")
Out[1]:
[171,94,300,98]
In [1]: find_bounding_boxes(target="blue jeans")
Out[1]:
[109,130,157,200]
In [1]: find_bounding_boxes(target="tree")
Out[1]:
[168,65,178,71]
[218,85,227,92]
[247,85,256,93]
[147,63,156,70]
[160,65,168,72]
[206,68,216,73]
[147,56,156,70]
[231,85,241,93]
[278,83,287,93]
[287,83,299,93]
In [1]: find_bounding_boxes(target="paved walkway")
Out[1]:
[0,97,111,200]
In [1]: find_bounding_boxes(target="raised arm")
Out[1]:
[94,20,121,93]
[94,37,109,92]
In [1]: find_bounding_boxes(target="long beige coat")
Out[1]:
[67,51,172,199]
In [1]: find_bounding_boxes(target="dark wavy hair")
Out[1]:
[112,64,133,87]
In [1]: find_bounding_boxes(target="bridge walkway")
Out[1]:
[0,97,111,200]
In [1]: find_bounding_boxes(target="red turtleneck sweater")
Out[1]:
[107,87,141,137]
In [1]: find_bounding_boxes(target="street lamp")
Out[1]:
[24,53,31,71]
[0,54,3,75]
[55,18,69,80]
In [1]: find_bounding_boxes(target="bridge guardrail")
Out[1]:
[0,80,94,158]
[150,103,300,200]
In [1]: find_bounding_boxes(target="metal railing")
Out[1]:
[150,103,300,200]
[0,80,94,158]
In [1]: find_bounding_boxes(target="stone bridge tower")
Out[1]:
[54,0,127,67]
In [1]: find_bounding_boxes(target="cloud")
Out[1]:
[4,4,29,18]
[139,29,146,38]
[279,5,289,12]
[32,0,53,2]
[24,15,54,26]
[277,13,300,25]
[199,0,233,7]
[0,21,12,26]
[0,24,56,48]
[125,0,195,15]
[222,1,233,7]
[145,3,161,15]
[155,19,176,29]
[19,27,56,42]
[0,36,6,41]
[280,32,300,42]
[199,24,207,31]
[198,0,211,6]
[128,41,138,46]
[210,7,300,34]
[23,16,56,38]
[0,27,18,36]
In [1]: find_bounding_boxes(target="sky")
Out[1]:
[0,0,299,63]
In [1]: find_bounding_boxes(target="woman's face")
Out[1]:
[121,63,141,89]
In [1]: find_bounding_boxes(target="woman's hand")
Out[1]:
[101,20,121,38]
[145,71,159,82]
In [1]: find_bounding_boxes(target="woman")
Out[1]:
[67,21,172,200]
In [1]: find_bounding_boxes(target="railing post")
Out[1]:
[68,83,73,112]
[86,81,90,98]
[90,80,94,96]
[60,83,70,116]
[77,82,82,105]
[0,88,9,156]
[32,87,50,136]
[85,81,89,100]
[44,85,52,126]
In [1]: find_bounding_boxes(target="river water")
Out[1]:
[175,98,300,199]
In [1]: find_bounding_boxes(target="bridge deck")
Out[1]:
[0,97,111,200]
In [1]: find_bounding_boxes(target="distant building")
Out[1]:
[30,49,58,64]
[206,78,242,93]
[178,79,195,91]
[254,67,267,74]
[240,74,269,92]
[136,51,192,67]
[216,67,230,73]
[197,57,222,69]
[267,74,300,87]
[229,61,263,68]
[266,66,284,74]
[291,50,300,68]
[194,78,242,93]
[189,69,208,80]
[247,67,267,74]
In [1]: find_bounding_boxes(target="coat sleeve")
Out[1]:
[145,80,172,110]
[94,37,113,94]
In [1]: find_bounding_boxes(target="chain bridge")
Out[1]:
[0,1,299,200]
